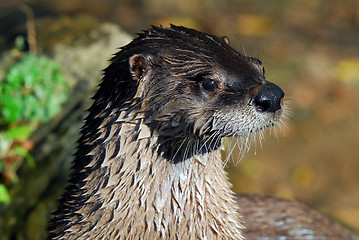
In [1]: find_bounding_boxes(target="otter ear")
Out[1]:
[129,54,152,80]
[221,36,230,45]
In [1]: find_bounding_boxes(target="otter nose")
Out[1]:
[253,83,284,113]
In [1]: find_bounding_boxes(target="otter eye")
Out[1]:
[202,79,219,92]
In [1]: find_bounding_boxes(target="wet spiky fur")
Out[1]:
[48,25,285,239]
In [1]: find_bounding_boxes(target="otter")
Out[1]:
[48,25,358,240]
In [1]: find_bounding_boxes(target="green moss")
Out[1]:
[0,54,69,203]
[0,54,68,125]
[0,184,10,204]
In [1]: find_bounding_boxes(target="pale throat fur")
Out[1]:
[77,107,243,239]
[48,25,285,239]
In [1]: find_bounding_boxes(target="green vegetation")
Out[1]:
[0,54,68,204]
[0,54,68,124]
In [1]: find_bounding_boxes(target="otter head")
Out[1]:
[103,25,285,162]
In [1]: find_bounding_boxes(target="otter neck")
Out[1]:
[76,106,243,239]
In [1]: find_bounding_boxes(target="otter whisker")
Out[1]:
[244,135,252,157]
[234,137,246,163]
[213,131,223,150]
[182,137,192,163]
[278,119,288,135]
[197,131,218,154]
[252,132,258,156]
[258,129,265,149]
[223,137,236,166]
[171,136,188,163]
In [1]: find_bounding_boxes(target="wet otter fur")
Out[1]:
[48,25,358,240]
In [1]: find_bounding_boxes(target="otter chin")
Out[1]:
[48,25,357,240]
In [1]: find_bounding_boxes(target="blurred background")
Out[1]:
[0,0,358,239]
